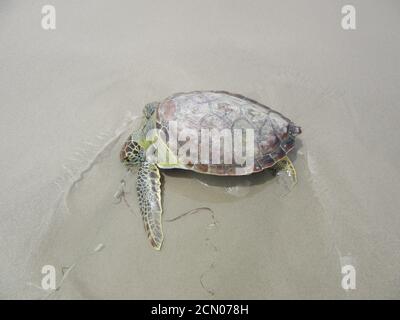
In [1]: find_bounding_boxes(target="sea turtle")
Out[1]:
[120,91,302,250]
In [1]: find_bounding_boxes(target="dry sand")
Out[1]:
[1,0,399,299]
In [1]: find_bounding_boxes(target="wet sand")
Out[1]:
[1,0,400,299]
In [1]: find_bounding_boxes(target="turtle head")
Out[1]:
[288,122,302,136]
[120,136,145,167]
[270,112,302,139]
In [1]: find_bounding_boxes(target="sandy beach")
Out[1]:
[1,0,399,299]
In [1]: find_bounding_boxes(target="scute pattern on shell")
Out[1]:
[155,91,298,176]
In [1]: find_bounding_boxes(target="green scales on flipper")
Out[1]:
[271,156,297,185]
[120,91,302,250]
[137,162,163,250]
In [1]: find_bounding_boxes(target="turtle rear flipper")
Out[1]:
[137,162,163,250]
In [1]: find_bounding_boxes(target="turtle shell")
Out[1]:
[153,91,301,176]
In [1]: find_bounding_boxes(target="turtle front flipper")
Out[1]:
[271,156,297,190]
[137,161,163,250]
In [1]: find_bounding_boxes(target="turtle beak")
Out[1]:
[120,142,130,163]
[288,123,302,136]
